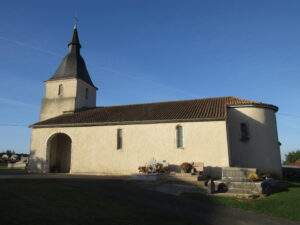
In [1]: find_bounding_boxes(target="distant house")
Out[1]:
[2,154,9,160]
[28,26,282,176]
[20,156,29,163]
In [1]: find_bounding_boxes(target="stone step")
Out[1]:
[227,182,262,193]
[227,187,259,195]
[214,180,262,194]
[213,192,259,199]
[228,183,256,189]
[167,173,200,182]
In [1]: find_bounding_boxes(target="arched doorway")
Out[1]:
[47,133,71,173]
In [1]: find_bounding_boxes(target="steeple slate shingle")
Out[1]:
[48,27,96,88]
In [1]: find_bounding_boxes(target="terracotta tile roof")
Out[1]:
[31,96,278,128]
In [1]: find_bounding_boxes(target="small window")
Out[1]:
[240,123,250,142]
[85,88,89,99]
[176,125,184,148]
[58,84,63,96]
[117,129,123,150]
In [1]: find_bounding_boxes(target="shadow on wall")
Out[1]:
[227,107,282,177]
[27,150,48,173]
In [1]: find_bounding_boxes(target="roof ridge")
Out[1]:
[32,95,278,128]
[95,96,241,109]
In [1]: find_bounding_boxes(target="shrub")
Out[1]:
[138,166,147,173]
[248,172,260,181]
[180,162,193,173]
[138,162,169,174]
[155,163,164,173]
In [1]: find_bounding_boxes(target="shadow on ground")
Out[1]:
[0,176,298,225]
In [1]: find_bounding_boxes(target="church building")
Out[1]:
[28,27,282,176]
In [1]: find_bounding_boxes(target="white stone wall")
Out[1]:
[75,79,97,110]
[29,121,230,174]
[45,79,77,99]
[227,106,282,176]
[40,78,96,121]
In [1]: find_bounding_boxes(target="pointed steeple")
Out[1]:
[49,27,96,88]
[68,27,81,54]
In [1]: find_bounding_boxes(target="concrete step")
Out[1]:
[214,180,262,194]
[227,182,262,193]
[227,187,259,195]
[227,182,258,188]
[167,173,199,182]
[213,192,260,199]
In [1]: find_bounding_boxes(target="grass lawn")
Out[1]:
[0,164,26,174]
[0,177,298,225]
[216,182,300,221]
[0,178,219,225]
[184,182,300,221]
[0,162,7,169]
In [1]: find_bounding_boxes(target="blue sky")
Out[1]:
[0,0,299,158]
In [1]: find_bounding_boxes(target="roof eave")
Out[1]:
[227,104,279,112]
[30,117,226,129]
[44,77,98,90]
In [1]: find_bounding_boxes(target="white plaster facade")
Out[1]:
[227,106,282,175]
[29,104,282,175]
[29,120,230,174]
[40,78,96,121]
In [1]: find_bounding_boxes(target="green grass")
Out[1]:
[0,178,298,224]
[0,162,7,169]
[0,164,26,174]
[0,166,24,170]
[0,179,212,225]
[213,182,300,221]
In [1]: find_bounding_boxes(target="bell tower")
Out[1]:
[40,26,97,121]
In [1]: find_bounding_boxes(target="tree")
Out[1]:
[5,150,15,157]
[284,150,300,165]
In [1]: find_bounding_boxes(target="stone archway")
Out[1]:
[47,133,72,173]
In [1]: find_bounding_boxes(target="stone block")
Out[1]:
[222,167,257,181]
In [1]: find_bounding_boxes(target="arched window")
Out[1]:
[58,84,63,96]
[240,123,250,142]
[117,128,123,150]
[176,125,184,148]
[85,88,89,99]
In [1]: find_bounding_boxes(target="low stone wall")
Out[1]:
[222,167,257,181]
[202,166,257,181]
[282,166,300,181]
[7,162,26,169]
